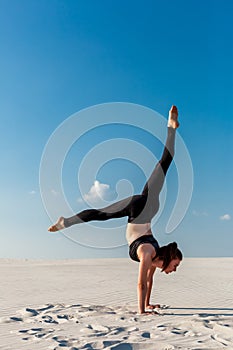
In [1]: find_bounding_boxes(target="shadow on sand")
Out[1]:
[167,307,233,317]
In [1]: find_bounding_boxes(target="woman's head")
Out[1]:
[157,242,183,273]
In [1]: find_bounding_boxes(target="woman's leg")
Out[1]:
[141,106,179,200]
[48,105,179,231]
[48,195,140,231]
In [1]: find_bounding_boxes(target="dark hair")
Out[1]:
[157,242,183,271]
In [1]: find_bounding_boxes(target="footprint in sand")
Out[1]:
[18,327,55,340]
[41,315,59,324]
[211,333,232,347]
[52,335,81,348]
[141,331,150,338]
[108,344,133,350]
[89,324,110,332]
[156,324,167,331]
[56,313,79,323]
[213,322,233,337]
[3,305,55,325]
[25,308,39,316]
[9,316,23,322]
[37,304,55,312]
[78,340,121,349]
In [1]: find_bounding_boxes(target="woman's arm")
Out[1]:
[145,266,156,309]
[137,253,152,314]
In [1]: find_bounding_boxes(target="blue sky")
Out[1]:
[0,0,232,259]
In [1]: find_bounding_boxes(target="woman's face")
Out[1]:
[164,258,181,274]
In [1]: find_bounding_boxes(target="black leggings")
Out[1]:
[64,127,176,227]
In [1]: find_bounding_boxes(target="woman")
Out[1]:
[48,105,183,315]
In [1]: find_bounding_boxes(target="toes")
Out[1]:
[48,225,57,232]
[170,105,178,112]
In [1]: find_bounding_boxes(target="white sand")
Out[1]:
[1,258,233,349]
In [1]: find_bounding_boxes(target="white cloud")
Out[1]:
[79,180,111,205]
[220,214,231,221]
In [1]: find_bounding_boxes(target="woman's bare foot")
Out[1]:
[48,217,65,232]
[168,105,179,129]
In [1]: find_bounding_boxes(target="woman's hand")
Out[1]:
[139,310,159,315]
[145,304,160,310]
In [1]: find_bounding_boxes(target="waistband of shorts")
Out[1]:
[129,234,157,248]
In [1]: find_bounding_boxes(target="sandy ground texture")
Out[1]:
[0,258,233,350]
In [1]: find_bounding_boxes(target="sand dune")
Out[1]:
[1,258,233,349]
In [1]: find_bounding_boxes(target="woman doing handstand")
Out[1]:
[48,105,183,314]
